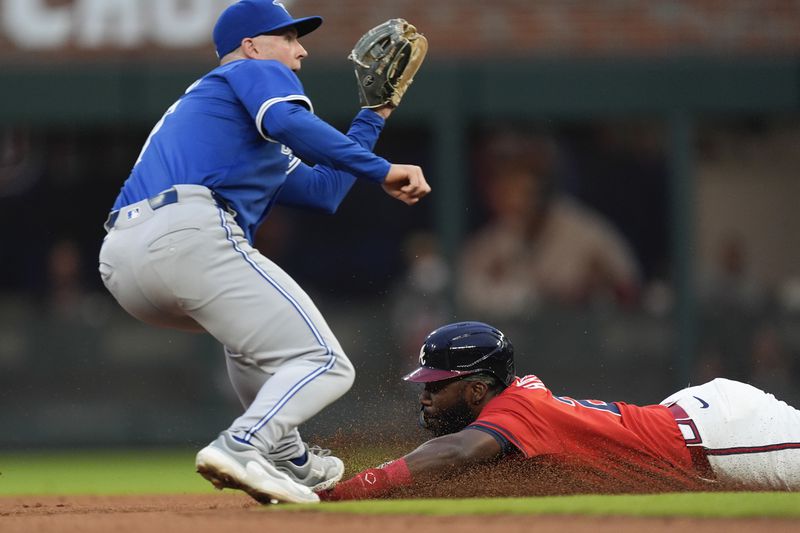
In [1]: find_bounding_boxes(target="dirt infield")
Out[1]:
[1,494,798,533]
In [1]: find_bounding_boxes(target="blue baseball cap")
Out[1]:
[213,0,323,58]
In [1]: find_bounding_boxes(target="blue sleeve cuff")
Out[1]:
[354,108,386,127]
[345,109,388,162]
[465,425,514,455]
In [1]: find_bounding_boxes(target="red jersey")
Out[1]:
[469,375,705,492]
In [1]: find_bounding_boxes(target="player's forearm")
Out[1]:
[264,102,390,182]
[316,443,450,502]
[276,163,356,213]
[317,457,413,501]
[403,433,499,480]
[274,110,389,211]
[319,432,502,501]
[346,108,387,151]
[316,451,468,502]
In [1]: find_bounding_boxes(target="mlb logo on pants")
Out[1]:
[127,207,141,220]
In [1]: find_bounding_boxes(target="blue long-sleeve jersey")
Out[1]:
[112,58,390,242]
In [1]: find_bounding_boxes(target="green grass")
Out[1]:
[0,449,214,495]
[1,449,799,519]
[305,492,800,518]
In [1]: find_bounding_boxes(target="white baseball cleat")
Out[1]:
[195,432,320,504]
[273,444,345,492]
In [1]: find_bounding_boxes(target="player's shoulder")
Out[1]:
[509,375,549,392]
[477,375,552,433]
[214,59,305,96]
[488,375,550,405]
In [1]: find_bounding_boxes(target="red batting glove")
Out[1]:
[318,458,413,501]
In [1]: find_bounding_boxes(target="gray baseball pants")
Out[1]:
[98,184,355,461]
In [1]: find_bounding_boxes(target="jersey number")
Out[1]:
[134,79,201,167]
[555,396,621,416]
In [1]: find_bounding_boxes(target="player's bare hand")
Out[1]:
[373,105,395,120]
[382,164,431,205]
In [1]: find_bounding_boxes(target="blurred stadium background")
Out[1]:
[0,0,799,449]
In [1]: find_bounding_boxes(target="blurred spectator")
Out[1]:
[0,127,42,198]
[697,233,769,380]
[747,324,798,407]
[698,232,768,313]
[693,346,726,385]
[46,239,85,315]
[777,276,800,315]
[458,132,642,318]
[563,121,670,282]
[44,238,111,327]
[390,232,451,372]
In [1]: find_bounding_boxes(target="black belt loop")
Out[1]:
[148,187,178,210]
[104,187,233,232]
[104,211,119,232]
[104,187,179,231]
[210,190,235,215]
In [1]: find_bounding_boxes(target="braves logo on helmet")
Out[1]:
[403,321,516,386]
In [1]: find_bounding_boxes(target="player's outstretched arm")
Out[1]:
[275,108,391,213]
[382,164,431,205]
[318,429,502,501]
[266,102,431,206]
[404,427,503,476]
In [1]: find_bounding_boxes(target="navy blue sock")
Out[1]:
[289,451,308,466]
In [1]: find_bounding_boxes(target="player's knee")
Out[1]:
[333,353,356,393]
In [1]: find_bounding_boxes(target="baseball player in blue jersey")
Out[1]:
[98,0,430,505]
